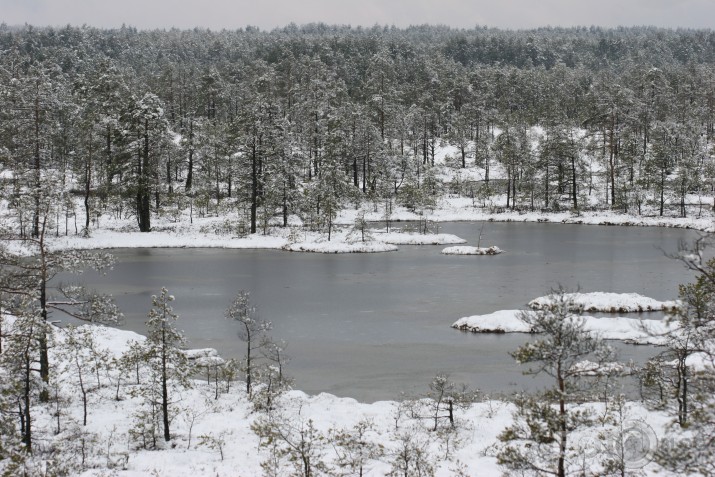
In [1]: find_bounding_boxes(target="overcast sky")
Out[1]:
[1,0,713,31]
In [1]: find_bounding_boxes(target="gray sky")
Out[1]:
[1,0,713,30]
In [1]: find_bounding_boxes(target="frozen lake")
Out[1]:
[64,222,700,401]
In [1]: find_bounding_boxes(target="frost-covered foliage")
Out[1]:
[131,288,193,447]
[648,242,715,475]
[2,25,715,245]
[498,290,616,477]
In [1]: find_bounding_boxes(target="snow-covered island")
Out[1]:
[452,309,677,345]
[528,292,680,313]
[281,229,465,252]
[283,240,399,253]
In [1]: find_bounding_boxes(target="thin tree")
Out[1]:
[498,289,615,477]
[225,290,271,397]
[142,287,192,442]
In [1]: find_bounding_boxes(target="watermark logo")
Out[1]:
[617,420,658,469]
[578,420,658,469]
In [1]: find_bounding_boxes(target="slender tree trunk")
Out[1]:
[162,324,170,441]
[138,120,152,232]
[571,154,578,210]
[39,224,49,403]
[84,138,92,231]
[250,140,258,234]
[558,371,566,477]
[245,327,252,396]
[23,348,32,452]
[33,92,41,238]
[609,112,617,207]
[185,119,194,191]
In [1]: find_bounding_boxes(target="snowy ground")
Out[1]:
[337,197,715,233]
[42,219,464,254]
[2,191,708,257]
[3,319,680,477]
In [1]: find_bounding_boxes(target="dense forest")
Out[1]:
[1,24,714,237]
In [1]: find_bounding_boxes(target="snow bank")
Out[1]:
[529,292,679,313]
[442,245,503,255]
[452,310,676,344]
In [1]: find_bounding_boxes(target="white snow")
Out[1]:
[377,232,467,245]
[452,309,676,345]
[14,321,672,476]
[452,310,530,333]
[282,240,399,253]
[335,197,715,233]
[529,292,680,313]
[569,360,632,376]
[441,245,503,255]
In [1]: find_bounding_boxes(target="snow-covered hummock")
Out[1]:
[283,240,398,253]
[452,310,529,333]
[452,310,676,344]
[441,245,503,255]
[377,231,467,245]
[183,348,226,367]
[528,292,679,313]
[569,360,632,376]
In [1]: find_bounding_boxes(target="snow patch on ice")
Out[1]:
[442,245,503,255]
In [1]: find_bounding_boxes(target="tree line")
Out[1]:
[1,24,714,239]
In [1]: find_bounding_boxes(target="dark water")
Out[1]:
[61,222,701,402]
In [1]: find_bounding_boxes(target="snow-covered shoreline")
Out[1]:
[337,201,715,233]
[33,206,711,255]
[5,318,673,476]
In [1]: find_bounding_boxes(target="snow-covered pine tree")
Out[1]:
[655,243,715,475]
[498,289,615,477]
[225,290,271,397]
[133,288,192,445]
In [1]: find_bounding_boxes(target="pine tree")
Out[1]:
[225,290,271,397]
[655,243,715,475]
[498,290,615,477]
[137,287,192,444]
